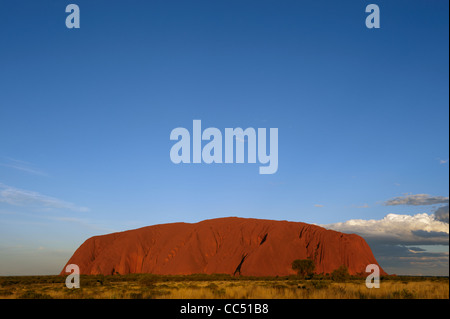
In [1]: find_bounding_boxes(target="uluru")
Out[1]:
[61,217,386,276]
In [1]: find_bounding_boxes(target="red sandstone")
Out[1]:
[61,217,386,276]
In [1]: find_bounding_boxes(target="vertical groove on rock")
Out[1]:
[233,254,248,276]
[260,233,268,245]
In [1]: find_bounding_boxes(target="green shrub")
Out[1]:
[331,265,350,282]
[291,259,315,278]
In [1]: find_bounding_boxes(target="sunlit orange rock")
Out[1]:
[61,217,386,276]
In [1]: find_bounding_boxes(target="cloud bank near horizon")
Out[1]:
[322,207,449,276]
[323,212,449,245]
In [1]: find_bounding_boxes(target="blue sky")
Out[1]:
[0,0,448,276]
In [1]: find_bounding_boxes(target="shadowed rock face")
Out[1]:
[61,217,387,276]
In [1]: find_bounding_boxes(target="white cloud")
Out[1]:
[0,183,89,212]
[314,204,324,207]
[323,193,450,275]
[322,213,449,245]
[384,194,449,206]
[435,205,449,223]
[439,158,448,164]
[0,157,47,176]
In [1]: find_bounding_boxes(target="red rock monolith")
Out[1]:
[61,217,386,276]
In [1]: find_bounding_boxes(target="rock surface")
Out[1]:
[61,217,387,276]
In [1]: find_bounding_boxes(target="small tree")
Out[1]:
[292,259,315,278]
[331,265,350,282]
